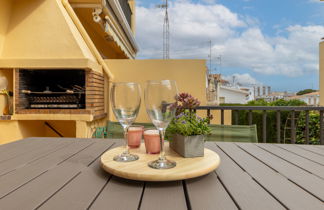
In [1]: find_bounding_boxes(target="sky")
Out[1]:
[134,0,324,92]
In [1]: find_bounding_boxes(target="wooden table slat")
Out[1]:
[0,140,95,198]
[276,144,324,165]
[0,138,324,210]
[38,162,110,210]
[238,143,324,201]
[0,139,59,163]
[140,181,187,210]
[0,140,73,176]
[208,143,285,209]
[0,140,114,209]
[296,145,324,156]
[0,139,45,160]
[89,176,144,210]
[186,172,238,210]
[38,141,119,210]
[257,144,324,179]
[216,142,324,210]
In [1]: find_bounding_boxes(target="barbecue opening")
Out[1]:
[19,69,86,109]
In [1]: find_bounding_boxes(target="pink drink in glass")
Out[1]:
[127,126,143,148]
[144,129,160,154]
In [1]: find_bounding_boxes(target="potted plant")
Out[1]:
[0,89,13,115]
[167,93,211,157]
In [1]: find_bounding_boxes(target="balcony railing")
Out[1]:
[194,106,324,145]
[118,0,132,28]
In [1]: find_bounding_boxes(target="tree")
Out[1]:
[296,89,317,95]
[270,99,306,106]
[246,99,269,106]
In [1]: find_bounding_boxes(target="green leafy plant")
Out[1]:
[166,93,211,137]
[167,111,211,136]
[296,111,320,145]
[0,89,10,97]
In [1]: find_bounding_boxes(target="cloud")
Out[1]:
[219,25,324,76]
[136,0,246,58]
[135,0,324,77]
[201,0,217,4]
[223,73,262,86]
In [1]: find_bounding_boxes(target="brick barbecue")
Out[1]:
[15,69,105,119]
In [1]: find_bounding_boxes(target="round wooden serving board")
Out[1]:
[101,143,220,182]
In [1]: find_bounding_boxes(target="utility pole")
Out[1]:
[157,0,170,59]
[208,40,212,74]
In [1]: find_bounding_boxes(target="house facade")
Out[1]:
[289,91,320,106]
[0,0,209,143]
[219,86,249,104]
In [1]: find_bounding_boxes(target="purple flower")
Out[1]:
[181,121,186,124]
[177,112,184,117]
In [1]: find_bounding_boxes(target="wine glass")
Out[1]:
[145,80,178,169]
[110,82,141,162]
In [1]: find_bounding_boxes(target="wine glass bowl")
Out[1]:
[110,82,141,162]
[145,80,178,169]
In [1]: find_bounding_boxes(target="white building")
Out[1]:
[206,74,270,104]
[219,86,249,104]
[288,91,320,106]
[254,85,271,97]
[240,86,255,102]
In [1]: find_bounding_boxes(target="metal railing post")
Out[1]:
[248,110,253,125]
[291,110,296,144]
[276,110,281,143]
[221,109,224,125]
[234,110,239,125]
[305,111,309,144]
[262,110,267,143]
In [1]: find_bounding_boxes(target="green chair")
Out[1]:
[92,127,107,138]
[206,124,258,143]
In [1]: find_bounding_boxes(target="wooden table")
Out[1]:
[0,138,323,210]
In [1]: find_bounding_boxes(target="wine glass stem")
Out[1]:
[123,126,129,155]
[158,128,165,161]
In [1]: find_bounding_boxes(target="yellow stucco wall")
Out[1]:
[0,0,96,62]
[0,120,45,144]
[320,41,324,105]
[106,59,207,122]
[0,120,77,144]
[0,0,12,55]
[44,121,76,137]
[105,59,231,124]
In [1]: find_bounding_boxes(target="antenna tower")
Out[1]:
[157,0,170,59]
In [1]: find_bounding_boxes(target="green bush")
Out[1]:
[296,111,320,144]
[270,99,307,106]
[231,99,312,143]
[247,99,269,106]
